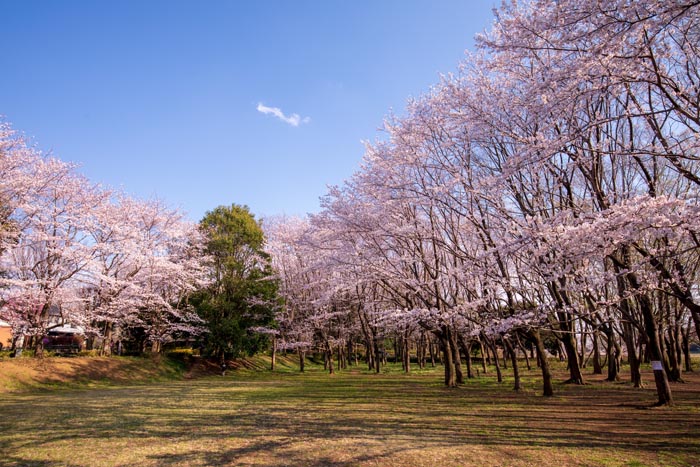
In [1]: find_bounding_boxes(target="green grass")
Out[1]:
[0,359,698,467]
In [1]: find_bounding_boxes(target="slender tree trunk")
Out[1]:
[428,334,436,367]
[560,333,584,384]
[459,336,474,378]
[270,337,277,371]
[579,322,587,369]
[326,342,335,375]
[417,331,426,369]
[393,337,400,364]
[531,329,554,397]
[681,324,693,372]
[605,328,620,382]
[665,326,683,382]
[347,338,355,368]
[485,336,502,383]
[592,328,602,375]
[450,329,464,384]
[298,349,305,373]
[622,321,642,388]
[504,337,521,391]
[515,334,531,371]
[479,338,488,374]
[638,293,673,405]
[374,338,381,374]
[440,332,456,387]
[402,333,411,374]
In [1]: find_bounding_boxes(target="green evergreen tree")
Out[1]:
[194,204,278,361]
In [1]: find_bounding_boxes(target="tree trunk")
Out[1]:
[402,334,411,374]
[450,329,464,385]
[458,336,474,378]
[560,333,584,384]
[393,336,400,364]
[504,337,521,392]
[605,328,620,382]
[270,337,277,371]
[428,334,436,367]
[417,331,425,369]
[681,324,693,372]
[347,338,355,368]
[579,322,587,369]
[100,323,113,357]
[485,336,502,383]
[622,321,642,388]
[326,345,334,375]
[439,332,456,387]
[374,338,382,374]
[515,334,531,371]
[665,326,683,382]
[479,338,488,374]
[298,349,305,373]
[530,329,554,397]
[638,293,673,405]
[592,328,602,375]
[614,249,672,405]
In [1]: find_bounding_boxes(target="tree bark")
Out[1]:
[439,332,456,387]
[479,337,488,374]
[621,321,642,388]
[530,329,554,397]
[458,335,474,378]
[605,327,620,382]
[504,337,521,392]
[681,324,693,372]
[449,329,464,384]
[637,293,673,405]
[592,328,602,375]
[486,336,503,384]
[270,337,277,371]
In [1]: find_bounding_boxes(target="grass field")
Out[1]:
[1,356,699,467]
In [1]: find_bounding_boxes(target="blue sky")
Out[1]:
[2,1,496,221]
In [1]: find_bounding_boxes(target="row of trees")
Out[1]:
[0,123,275,358]
[2,0,697,408]
[0,123,208,353]
[265,0,700,406]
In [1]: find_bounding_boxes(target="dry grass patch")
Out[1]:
[0,355,185,392]
[0,360,698,466]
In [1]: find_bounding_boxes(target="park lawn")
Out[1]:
[0,359,699,467]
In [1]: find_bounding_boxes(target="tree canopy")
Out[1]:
[195,204,278,361]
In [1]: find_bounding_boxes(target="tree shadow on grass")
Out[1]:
[0,373,699,466]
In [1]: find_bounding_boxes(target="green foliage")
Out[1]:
[195,204,279,360]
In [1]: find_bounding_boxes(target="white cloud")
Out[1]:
[256,103,310,127]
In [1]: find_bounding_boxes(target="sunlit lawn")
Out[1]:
[1,359,699,467]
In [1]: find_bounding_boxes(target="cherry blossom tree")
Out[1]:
[0,122,209,355]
